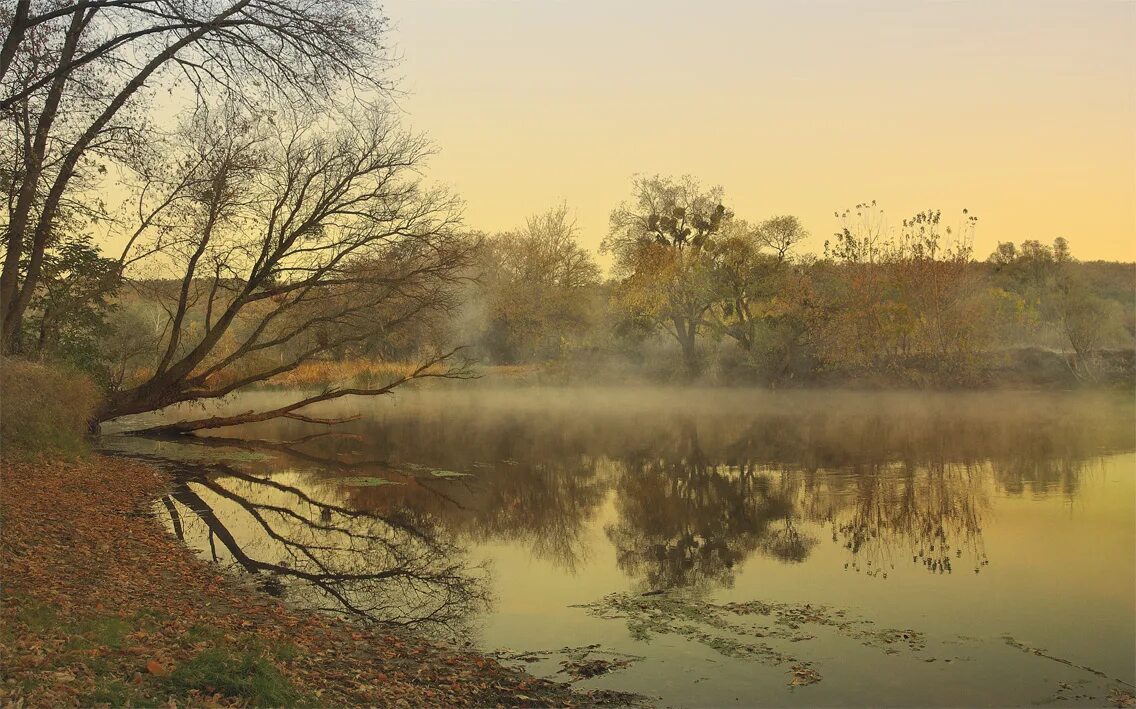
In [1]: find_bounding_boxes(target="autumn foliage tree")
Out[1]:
[988,237,1127,381]
[603,175,730,377]
[474,205,600,363]
[711,216,810,378]
[818,204,986,379]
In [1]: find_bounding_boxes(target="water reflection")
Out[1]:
[108,389,1134,625]
[128,454,490,634]
[821,461,988,577]
[605,421,802,591]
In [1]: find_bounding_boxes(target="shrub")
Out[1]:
[0,358,99,454]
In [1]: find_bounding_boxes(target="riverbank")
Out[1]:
[254,347,1136,392]
[0,453,634,707]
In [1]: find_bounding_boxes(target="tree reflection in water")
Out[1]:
[113,390,1133,613]
[605,421,808,591]
[341,454,609,574]
[143,456,489,636]
[823,461,988,577]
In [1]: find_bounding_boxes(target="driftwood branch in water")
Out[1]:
[130,348,474,436]
[282,412,362,426]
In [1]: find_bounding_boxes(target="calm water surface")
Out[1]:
[104,388,1136,707]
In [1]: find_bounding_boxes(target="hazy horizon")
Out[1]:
[2,3,1134,708]
[386,0,1136,264]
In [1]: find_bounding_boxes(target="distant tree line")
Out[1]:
[11,169,1136,409]
[447,179,1133,386]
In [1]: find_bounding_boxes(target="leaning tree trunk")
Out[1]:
[118,351,471,437]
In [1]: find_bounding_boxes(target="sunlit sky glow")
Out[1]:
[384,0,1135,264]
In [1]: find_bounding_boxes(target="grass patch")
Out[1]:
[270,640,301,662]
[338,476,402,487]
[184,623,226,644]
[430,468,472,479]
[265,357,537,388]
[0,357,98,454]
[13,597,58,632]
[267,358,434,388]
[133,607,170,631]
[163,645,303,707]
[71,616,131,649]
[84,678,135,707]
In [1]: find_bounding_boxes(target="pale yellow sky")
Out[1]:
[385,0,1136,263]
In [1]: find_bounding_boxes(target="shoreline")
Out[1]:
[0,453,637,707]
[252,346,1136,393]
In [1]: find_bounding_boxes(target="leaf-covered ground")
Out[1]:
[0,454,637,707]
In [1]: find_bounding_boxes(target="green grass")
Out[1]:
[271,640,301,662]
[132,607,170,631]
[184,623,226,644]
[13,597,58,631]
[162,645,304,707]
[84,678,136,707]
[80,655,150,708]
[70,616,131,650]
[5,591,305,707]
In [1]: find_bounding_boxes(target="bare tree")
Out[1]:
[0,0,387,352]
[755,215,807,263]
[96,106,473,430]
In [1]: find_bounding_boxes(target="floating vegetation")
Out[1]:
[575,592,932,685]
[336,476,402,487]
[1002,636,1135,689]
[430,469,472,479]
[492,645,643,683]
[560,657,634,681]
[788,664,821,687]
[1047,680,1098,704]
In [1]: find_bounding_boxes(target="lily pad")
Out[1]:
[337,476,402,487]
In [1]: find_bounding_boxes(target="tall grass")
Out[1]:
[0,358,99,454]
[267,359,427,388]
[267,358,538,389]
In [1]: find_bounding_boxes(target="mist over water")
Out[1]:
[7,1,1134,706]
[108,387,1136,706]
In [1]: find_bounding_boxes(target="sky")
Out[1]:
[381,0,1136,265]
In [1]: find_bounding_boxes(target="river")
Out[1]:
[103,387,1136,707]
